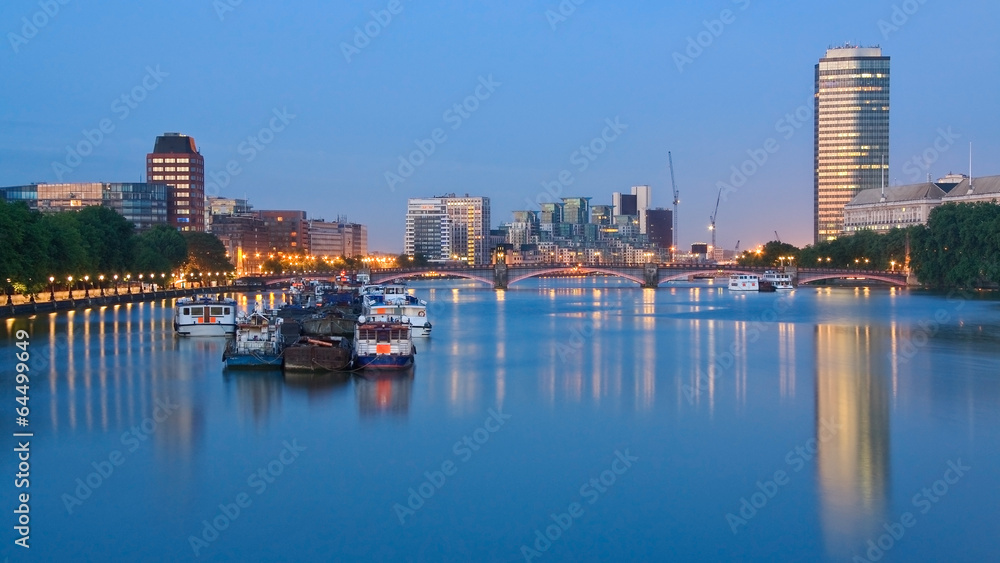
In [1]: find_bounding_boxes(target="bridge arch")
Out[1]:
[656,269,758,286]
[370,270,495,286]
[797,273,906,287]
[508,267,645,286]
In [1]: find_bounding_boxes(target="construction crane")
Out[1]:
[668,151,680,260]
[709,188,722,258]
[774,231,781,243]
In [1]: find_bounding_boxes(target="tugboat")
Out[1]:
[174,295,237,336]
[223,306,284,368]
[353,317,415,370]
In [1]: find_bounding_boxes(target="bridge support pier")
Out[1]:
[642,263,659,288]
[785,265,798,287]
[494,262,508,290]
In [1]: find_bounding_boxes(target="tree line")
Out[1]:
[1,200,234,296]
[738,202,1000,289]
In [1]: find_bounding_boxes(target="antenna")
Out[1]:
[969,142,974,193]
[668,151,680,261]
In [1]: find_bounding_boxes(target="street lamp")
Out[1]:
[113,274,119,295]
[67,275,74,299]
[99,275,105,296]
[126,274,132,293]
[49,276,56,301]
[890,260,896,271]
[83,275,90,298]
[139,273,144,293]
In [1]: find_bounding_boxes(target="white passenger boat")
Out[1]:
[173,295,237,336]
[360,284,432,337]
[728,274,760,291]
[762,270,794,290]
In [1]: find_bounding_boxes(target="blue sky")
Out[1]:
[2,0,998,251]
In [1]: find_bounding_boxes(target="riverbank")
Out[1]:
[3,287,214,318]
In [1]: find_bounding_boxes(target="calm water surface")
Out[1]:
[2,278,999,562]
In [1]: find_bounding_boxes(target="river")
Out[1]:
[2,278,999,562]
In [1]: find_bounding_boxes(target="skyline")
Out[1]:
[3,1,999,252]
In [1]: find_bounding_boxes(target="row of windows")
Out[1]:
[150,166,191,172]
[149,158,197,164]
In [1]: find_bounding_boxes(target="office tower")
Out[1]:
[405,195,490,264]
[631,185,651,233]
[612,192,638,217]
[405,198,451,261]
[146,133,206,232]
[561,197,591,224]
[539,202,563,225]
[646,208,673,249]
[814,46,890,242]
[443,194,491,265]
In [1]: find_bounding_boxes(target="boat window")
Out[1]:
[223,307,230,314]
[191,307,204,316]
[376,330,390,343]
[182,308,190,315]
[211,307,224,316]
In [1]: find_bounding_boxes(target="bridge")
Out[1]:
[260,263,909,290]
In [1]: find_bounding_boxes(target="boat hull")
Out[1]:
[283,343,352,372]
[175,323,236,337]
[354,354,414,370]
[224,354,283,369]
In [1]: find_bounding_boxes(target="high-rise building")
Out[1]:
[1,182,168,231]
[561,197,591,224]
[444,194,491,265]
[405,195,490,264]
[146,133,206,232]
[646,208,673,249]
[612,192,638,217]
[539,202,563,225]
[631,185,651,233]
[405,198,451,261]
[814,46,890,242]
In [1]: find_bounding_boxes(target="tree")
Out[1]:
[182,232,234,274]
[35,213,89,281]
[75,205,136,274]
[737,241,800,267]
[261,257,283,275]
[134,225,188,274]
[911,202,1000,288]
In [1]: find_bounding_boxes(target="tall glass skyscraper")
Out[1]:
[814,46,890,242]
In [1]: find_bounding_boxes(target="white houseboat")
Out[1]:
[728,274,760,292]
[174,295,237,336]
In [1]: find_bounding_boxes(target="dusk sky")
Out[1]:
[3,0,998,252]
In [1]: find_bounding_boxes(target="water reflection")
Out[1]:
[223,370,284,426]
[356,371,414,417]
[815,324,891,559]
